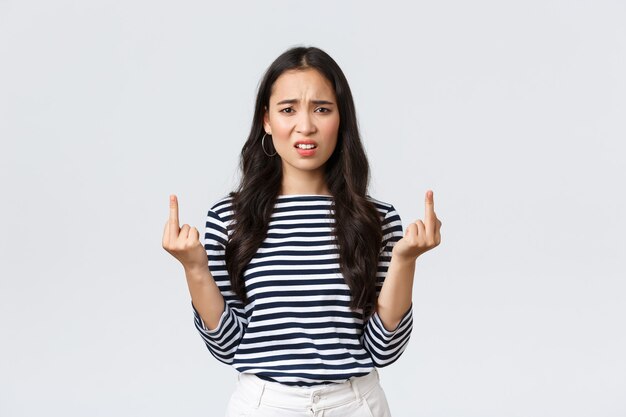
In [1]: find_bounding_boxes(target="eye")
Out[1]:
[280,107,294,114]
[315,107,331,113]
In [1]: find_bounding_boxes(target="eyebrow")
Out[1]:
[275,99,335,106]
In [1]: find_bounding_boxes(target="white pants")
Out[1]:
[224,368,392,417]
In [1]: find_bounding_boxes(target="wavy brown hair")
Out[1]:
[224,46,383,320]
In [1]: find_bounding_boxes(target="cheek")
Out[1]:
[323,118,340,141]
[272,120,293,139]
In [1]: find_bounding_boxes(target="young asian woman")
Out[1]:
[162,45,442,417]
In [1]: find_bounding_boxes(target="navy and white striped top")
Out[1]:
[191,194,413,387]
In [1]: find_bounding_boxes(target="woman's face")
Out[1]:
[263,68,340,180]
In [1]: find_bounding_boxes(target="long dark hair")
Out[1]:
[224,46,383,320]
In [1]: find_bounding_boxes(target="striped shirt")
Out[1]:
[191,194,413,387]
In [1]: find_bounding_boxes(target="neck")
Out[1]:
[280,166,330,196]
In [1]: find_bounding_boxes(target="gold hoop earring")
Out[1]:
[261,133,277,157]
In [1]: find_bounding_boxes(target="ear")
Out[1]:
[263,106,271,134]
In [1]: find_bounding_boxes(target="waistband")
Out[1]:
[236,369,381,411]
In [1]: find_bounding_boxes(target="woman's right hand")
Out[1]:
[162,194,208,272]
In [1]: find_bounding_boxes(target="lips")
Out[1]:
[294,140,318,148]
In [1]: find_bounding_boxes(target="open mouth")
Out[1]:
[294,144,317,150]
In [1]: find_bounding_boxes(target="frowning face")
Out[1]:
[263,68,340,182]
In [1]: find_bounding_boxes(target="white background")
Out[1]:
[1,1,625,416]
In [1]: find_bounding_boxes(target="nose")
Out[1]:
[295,110,316,135]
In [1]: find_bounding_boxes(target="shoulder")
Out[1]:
[365,194,398,219]
[366,195,403,240]
[207,194,236,224]
[209,194,234,212]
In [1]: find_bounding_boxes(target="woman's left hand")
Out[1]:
[391,190,442,261]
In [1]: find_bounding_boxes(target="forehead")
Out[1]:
[270,68,335,100]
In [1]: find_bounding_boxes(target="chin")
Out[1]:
[286,159,328,170]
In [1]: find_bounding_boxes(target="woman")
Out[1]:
[162,46,442,417]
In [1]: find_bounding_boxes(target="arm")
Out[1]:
[379,190,442,330]
[365,190,443,366]
[362,205,414,367]
[185,265,225,331]
[191,207,246,365]
[376,255,415,332]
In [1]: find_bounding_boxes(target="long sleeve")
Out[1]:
[362,205,414,367]
[191,205,247,365]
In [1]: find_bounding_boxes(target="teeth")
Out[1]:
[296,144,316,149]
